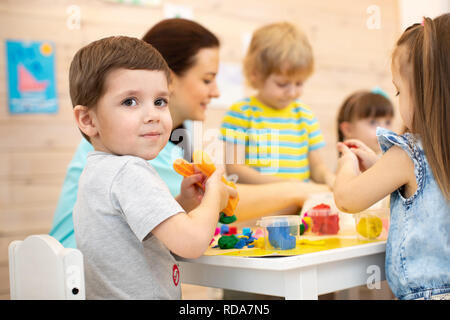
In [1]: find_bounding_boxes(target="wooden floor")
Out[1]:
[181,282,395,300]
[1,276,394,300]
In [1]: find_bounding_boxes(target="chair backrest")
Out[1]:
[8,234,85,300]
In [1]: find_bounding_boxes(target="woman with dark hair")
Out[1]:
[50,18,329,249]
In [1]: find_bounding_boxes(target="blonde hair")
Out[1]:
[243,22,314,88]
[393,13,450,200]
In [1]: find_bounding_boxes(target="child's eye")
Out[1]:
[395,91,400,96]
[276,82,288,88]
[122,98,137,107]
[154,98,168,107]
[203,79,212,85]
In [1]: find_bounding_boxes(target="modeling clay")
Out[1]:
[307,203,340,235]
[173,158,197,181]
[253,237,265,248]
[234,238,247,249]
[173,150,239,223]
[300,216,312,235]
[220,225,229,235]
[216,228,258,250]
[313,203,330,210]
[299,223,305,235]
[228,226,237,235]
[218,235,239,249]
[296,239,326,246]
[219,212,237,224]
[356,216,383,239]
[267,225,296,250]
[193,151,239,218]
[253,228,264,239]
[303,216,312,231]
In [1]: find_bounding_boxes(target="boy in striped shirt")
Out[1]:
[220,22,335,187]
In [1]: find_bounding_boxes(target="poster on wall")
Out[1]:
[5,40,58,114]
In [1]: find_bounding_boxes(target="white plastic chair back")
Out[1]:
[8,234,85,300]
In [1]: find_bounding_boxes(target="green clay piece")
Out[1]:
[300,223,305,235]
[219,212,237,224]
[218,235,239,249]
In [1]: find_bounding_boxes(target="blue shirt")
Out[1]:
[49,138,184,248]
[377,127,450,300]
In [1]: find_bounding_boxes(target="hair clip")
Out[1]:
[371,86,389,99]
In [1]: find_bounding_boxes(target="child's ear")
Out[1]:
[339,121,353,140]
[168,70,178,94]
[73,105,98,138]
[249,72,263,88]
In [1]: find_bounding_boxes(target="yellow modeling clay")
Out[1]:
[356,216,383,239]
[296,239,326,246]
[253,237,265,249]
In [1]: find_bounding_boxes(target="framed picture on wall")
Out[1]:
[5,39,58,114]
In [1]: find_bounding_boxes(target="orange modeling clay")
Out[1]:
[173,151,239,222]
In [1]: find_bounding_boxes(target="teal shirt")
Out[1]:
[49,138,184,248]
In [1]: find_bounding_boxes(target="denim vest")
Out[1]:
[377,127,450,300]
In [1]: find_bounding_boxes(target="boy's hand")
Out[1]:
[343,139,379,172]
[177,173,205,212]
[204,166,237,212]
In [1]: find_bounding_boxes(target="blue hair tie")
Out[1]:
[371,86,389,99]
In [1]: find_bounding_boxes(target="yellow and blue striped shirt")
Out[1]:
[219,96,325,181]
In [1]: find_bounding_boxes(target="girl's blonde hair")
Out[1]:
[243,22,314,88]
[393,13,450,199]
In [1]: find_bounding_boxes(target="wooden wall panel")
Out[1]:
[0,0,401,299]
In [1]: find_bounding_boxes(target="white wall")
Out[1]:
[398,0,450,31]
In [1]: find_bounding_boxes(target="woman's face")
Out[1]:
[169,47,220,127]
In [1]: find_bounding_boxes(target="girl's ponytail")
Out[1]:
[420,16,450,200]
[395,14,450,200]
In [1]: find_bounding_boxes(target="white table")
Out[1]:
[176,240,386,300]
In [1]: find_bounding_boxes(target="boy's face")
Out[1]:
[88,68,172,160]
[256,73,306,110]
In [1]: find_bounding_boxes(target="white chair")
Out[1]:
[8,234,85,300]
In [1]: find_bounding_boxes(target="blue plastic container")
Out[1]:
[257,216,300,250]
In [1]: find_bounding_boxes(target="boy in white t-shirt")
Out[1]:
[70,36,236,299]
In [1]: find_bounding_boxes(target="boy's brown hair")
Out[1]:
[69,36,171,141]
[243,22,314,88]
[393,13,450,199]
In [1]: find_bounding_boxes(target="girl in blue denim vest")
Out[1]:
[333,13,450,300]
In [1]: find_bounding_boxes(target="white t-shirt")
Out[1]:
[74,151,184,299]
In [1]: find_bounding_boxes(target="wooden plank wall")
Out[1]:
[0,0,401,299]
